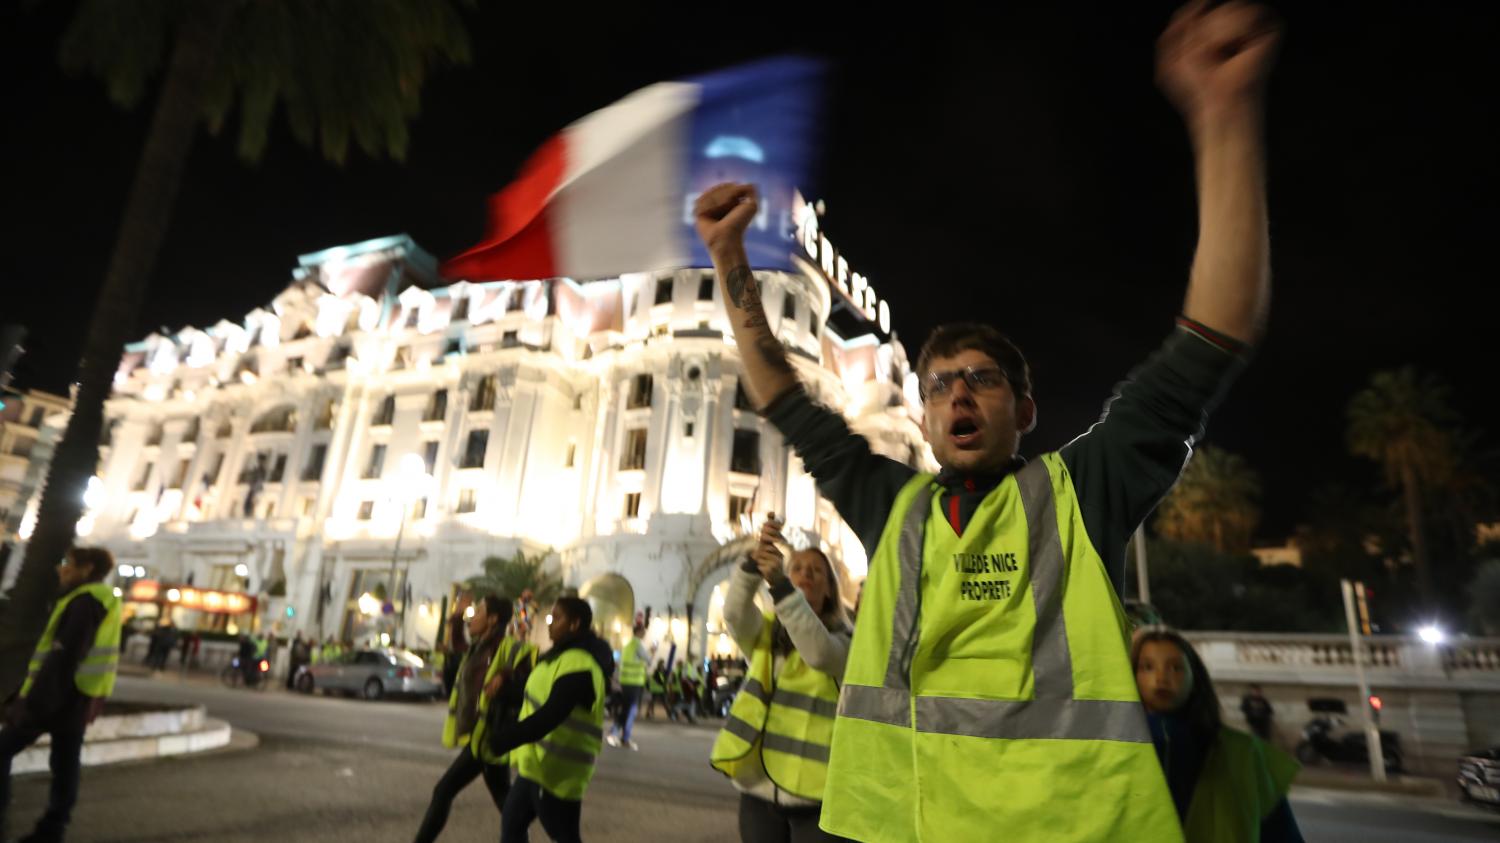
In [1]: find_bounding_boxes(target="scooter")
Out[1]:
[1295,713,1404,772]
[220,655,272,690]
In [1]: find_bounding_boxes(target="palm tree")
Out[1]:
[465,550,564,609]
[0,0,470,696]
[1347,367,1459,612]
[1154,446,1262,554]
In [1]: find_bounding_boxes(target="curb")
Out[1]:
[13,717,236,775]
[1292,770,1448,798]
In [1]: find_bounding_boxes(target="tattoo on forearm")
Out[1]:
[725,265,755,309]
[724,264,792,376]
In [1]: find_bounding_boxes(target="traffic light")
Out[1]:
[1368,694,1382,711]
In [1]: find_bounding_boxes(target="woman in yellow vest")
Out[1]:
[2,546,121,843]
[413,593,532,843]
[489,596,614,843]
[711,516,852,842]
[1133,629,1303,843]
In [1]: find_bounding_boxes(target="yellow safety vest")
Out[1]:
[1183,727,1299,843]
[473,638,538,766]
[20,582,122,700]
[821,454,1183,842]
[442,636,534,750]
[514,647,605,801]
[619,636,647,687]
[711,612,839,801]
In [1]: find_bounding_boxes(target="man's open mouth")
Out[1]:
[950,418,981,448]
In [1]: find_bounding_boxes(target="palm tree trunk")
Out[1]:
[0,2,235,697]
[1399,459,1436,613]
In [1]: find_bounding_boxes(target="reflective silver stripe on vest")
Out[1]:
[741,677,770,705]
[916,696,1149,743]
[722,714,761,744]
[885,483,934,690]
[771,688,837,719]
[841,462,1148,744]
[1017,462,1075,702]
[75,662,117,677]
[761,732,831,764]
[537,740,596,766]
[86,646,118,661]
[838,684,910,728]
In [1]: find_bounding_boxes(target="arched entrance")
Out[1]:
[579,573,635,652]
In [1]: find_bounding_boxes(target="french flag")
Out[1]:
[441,57,826,282]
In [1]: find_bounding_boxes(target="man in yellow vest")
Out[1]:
[1,546,122,843]
[605,622,649,751]
[414,593,536,843]
[693,3,1280,838]
[489,597,614,843]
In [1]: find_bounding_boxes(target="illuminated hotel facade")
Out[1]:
[30,216,930,657]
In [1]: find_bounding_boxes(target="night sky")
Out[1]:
[4,2,1495,540]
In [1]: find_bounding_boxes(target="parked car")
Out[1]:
[1458,746,1500,809]
[297,647,442,701]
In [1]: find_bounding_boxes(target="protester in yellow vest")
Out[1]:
[605,623,650,750]
[693,4,1279,838]
[711,517,852,842]
[489,597,613,843]
[415,593,534,843]
[1133,629,1302,843]
[2,546,122,843]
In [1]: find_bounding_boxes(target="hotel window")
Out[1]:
[412,497,429,520]
[372,395,396,426]
[731,430,761,475]
[424,389,448,422]
[729,493,754,525]
[627,374,653,409]
[624,493,641,519]
[423,440,441,474]
[405,306,421,329]
[620,428,647,470]
[363,444,386,479]
[302,444,327,481]
[357,501,375,520]
[564,443,576,468]
[782,294,796,320]
[462,430,488,469]
[654,278,674,306]
[502,330,520,349]
[471,375,497,411]
[269,454,287,483]
[698,274,715,301]
[451,296,470,322]
[734,381,754,411]
[457,489,478,514]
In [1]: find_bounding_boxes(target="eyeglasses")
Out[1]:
[921,366,1010,401]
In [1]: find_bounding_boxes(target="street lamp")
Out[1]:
[1417,624,1446,646]
[384,453,433,648]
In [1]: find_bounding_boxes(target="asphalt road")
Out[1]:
[6,673,1497,842]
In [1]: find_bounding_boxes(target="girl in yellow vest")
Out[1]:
[712,516,852,842]
[1133,629,1303,843]
[413,593,525,843]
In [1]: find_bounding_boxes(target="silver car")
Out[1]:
[297,648,443,701]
